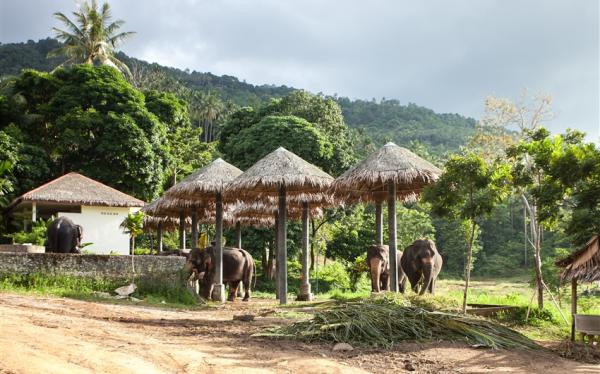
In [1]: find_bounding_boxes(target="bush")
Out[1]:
[496,306,556,326]
[310,261,351,293]
[5,218,50,245]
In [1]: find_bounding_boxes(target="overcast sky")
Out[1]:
[1,0,598,140]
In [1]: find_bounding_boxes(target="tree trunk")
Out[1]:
[462,219,477,313]
[522,194,544,309]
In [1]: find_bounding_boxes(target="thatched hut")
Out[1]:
[164,158,243,302]
[5,172,144,254]
[225,147,334,304]
[556,235,600,340]
[330,142,441,292]
[141,196,201,251]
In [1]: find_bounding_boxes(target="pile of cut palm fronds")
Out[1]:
[259,298,541,350]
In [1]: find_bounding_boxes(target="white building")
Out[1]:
[7,173,144,255]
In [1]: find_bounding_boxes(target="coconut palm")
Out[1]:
[193,91,224,143]
[48,0,135,76]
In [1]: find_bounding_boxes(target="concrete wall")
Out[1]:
[60,206,140,255]
[0,253,186,279]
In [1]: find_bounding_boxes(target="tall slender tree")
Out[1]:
[48,0,135,76]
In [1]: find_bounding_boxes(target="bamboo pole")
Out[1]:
[191,211,198,249]
[157,222,163,254]
[571,278,577,341]
[277,185,288,304]
[179,210,186,251]
[298,201,313,301]
[388,181,398,292]
[375,201,383,245]
[212,192,225,302]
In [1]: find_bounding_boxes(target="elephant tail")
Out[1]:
[252,258,257,290]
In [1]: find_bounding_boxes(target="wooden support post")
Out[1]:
[31,202,37,223]
[298,201,313,301]
[375,201,383,245]
[191,211,198,249]
[179,210,186,251]
[388,180,398,292]
[236,221,242,249]
[277,185,288,304]
[157,222,163,254]
[212,192,225,302]
[571,278,578,341]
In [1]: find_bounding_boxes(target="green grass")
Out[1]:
[0,273,200,308]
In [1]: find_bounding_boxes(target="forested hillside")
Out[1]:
[0,38,475,156]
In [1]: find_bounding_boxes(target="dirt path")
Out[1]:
[0,293,597,373]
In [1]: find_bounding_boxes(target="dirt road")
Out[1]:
[0,293,597,373]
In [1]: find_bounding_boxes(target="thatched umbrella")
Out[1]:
[142,196,200,251]
[165,158,243,302]
[556,235,600,340]
[225,147,334,304]
[330,142,441,292]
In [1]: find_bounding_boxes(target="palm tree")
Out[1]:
[120,211,144,255]
[48,0,135,76]
[196,92,224,143]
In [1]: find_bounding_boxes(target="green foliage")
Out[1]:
[226,115,334,170]
[433,217,481,276]
[220,91,355,175]
[4,65,177,201]
[5,218,51,245]
[541,248,570,292]
[337,98,476,159]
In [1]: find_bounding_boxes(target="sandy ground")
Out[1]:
[0,292,598,374]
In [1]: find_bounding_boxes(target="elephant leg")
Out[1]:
[380,270,390,291]
[399,274,407,294]
[242,278,251,301]
[228,281,240,302]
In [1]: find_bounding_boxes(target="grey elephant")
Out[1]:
[400,238,443,295]
[45,217,83,254]
[367,244,406,293]
[185,246,255,301]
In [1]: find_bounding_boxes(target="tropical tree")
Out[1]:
[48,0,135,76]
[424,153,509,313]
[121,211,144,255]
[190,91,224,143]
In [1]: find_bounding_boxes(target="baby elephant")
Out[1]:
[366,244,406,293]
[400,239,443,295]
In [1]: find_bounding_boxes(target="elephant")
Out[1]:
[366,244,406,293]
[45,217,83,254]
[400,239,443,295]
[185,246,256,301]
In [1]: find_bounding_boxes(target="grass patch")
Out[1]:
[0,272,199,307]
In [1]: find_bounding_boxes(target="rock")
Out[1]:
[404,362,416,371]
[130,297,142,302]
[114,283,137,296]
[332,342,354,352]
[233,314,255,322]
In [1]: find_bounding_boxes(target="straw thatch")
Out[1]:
[165,158,243,201]
[7,172,145,209]
[142,215,190,232]
[330,142,442,203]
[230,201,323,221]
[141,197,189,218]
[556,235,600,283]
[224,147,334,200]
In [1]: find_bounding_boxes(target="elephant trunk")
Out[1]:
[370,257,382,292]
[420,259,434,296]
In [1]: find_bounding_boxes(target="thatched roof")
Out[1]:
[230,201,323,221]
[165,158,243,201]
[556,235,600,283]
[141,197,198,218]
[330,142,442,203]
[8,172,145,209]
[224,147,334,200]
[142,215,189,232]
